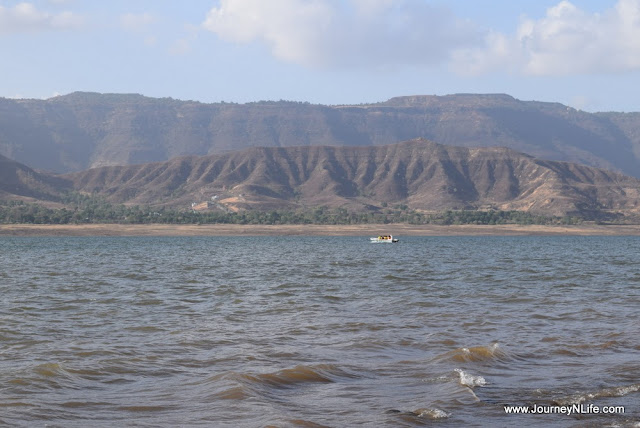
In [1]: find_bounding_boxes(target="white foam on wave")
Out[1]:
[462,342,500,355]
[415,408,451,419]
[554,383,640,406]
[609,383,640,397]
[454,368,487,387]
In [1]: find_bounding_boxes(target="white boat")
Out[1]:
[370,235,399,243]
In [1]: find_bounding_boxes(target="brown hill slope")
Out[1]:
[0,154,70,203]
[64,139,640,217]
[2,92,640,178]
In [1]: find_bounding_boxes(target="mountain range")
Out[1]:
[3,139,640,219]
[2,92,640,178]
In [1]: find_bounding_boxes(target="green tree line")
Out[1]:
[0,197,582,225]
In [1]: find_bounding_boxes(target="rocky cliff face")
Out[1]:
[2,92,640,178]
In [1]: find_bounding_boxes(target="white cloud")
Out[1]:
[120,12,155,32]
[0,2,83,33]
[144,35,157,47]
[169,38,191,55]
[453,0,640,76]
[201,0,480,69]
[203,0,640,76]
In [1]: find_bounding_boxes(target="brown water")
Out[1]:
[1,236,639,427]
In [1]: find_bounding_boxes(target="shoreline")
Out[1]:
[2,223,640,236]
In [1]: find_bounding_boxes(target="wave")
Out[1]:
[386,407,451,422]
[117,273,152,281]
[551,339,625,357]
[381,274,411,281]
[285,419,333,428]
[438,343,507,363]
[237,364,355,389]
[116,405,178,412]
[210,364,358,400]
[454,369,487,388]
[414,408,451,419]
[553,382,640,406]
[309,274,341,279]
[8,362,90,392]
[30,362,106,381]
[329,260,373,267]
[213,385,249,400]
[33,362,67,378]
[59,401,111,409]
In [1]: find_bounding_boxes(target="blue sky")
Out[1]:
[1,0,639,112]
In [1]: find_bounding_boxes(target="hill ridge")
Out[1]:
[1,92,640,178]
[58,139,640,218]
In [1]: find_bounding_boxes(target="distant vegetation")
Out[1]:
[0,198,583,226]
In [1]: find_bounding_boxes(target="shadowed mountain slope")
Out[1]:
[2,92,640,178]
[0,154,70,202]
[63,139,640,217]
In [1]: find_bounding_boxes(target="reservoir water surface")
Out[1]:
[1,235,638,427]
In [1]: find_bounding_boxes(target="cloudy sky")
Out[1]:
[1,0,639,111]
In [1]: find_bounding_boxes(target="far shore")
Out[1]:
[2,223,640,237]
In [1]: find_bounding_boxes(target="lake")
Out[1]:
[1,236,638,427]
